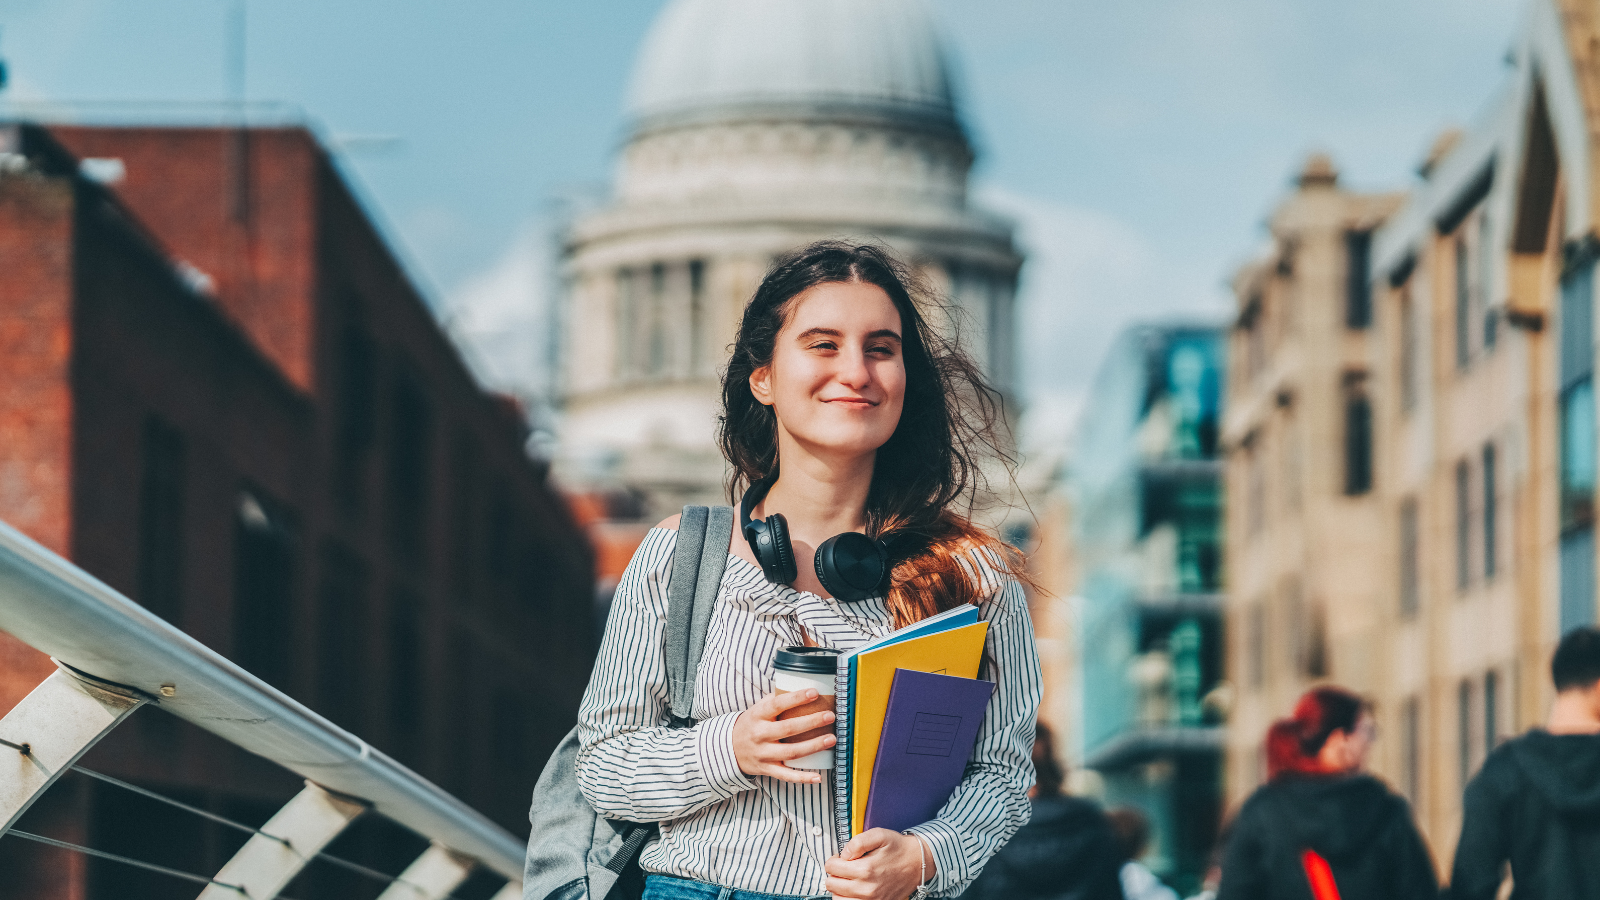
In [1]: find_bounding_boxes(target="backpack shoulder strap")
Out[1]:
[664,505,734,726]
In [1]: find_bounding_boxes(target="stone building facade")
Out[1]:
[1223,0,1600,868]
[555,0,1023,519]
[1222,157,1403,796]
[0,122,593,898]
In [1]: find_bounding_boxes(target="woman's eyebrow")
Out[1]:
[793,327,902,342]
[795,327,843,342]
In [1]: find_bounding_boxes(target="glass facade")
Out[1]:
[1560,261,1597,630]
[1068,324,1226,893]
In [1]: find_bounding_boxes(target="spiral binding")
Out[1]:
[833,656,852,847]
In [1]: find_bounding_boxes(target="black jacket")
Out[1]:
[1217,773,1437,900]
[958,794,1123,900]
[1448,730,1600,900]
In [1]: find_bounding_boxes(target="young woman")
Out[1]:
[574,242,1042,900]
[1218,687,1437,900]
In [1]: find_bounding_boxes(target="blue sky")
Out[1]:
[0,0,1525,442]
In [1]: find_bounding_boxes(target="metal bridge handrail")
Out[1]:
[0,518,524,879]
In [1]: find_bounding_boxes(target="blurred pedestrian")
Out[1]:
[958,723,1123,900]
[1107,806,1179,900]
[1447,626,1600,899]
[1217,686,1437,900]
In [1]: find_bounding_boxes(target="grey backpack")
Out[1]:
[523,505,734,900]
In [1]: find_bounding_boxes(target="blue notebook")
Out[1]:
[862,668,995,833]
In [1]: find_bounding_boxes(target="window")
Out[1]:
[1282,416,1302,513]
[448,437,476,603]
[1246,439,1266,537]
[317,543,367,730]
[1456,459,1472,592]
[1285,578,1324,677]
[1482,213,1499,350]
[1402,696,1422,806]
[233,489,298,692]
[1484,669,1499,753]
[1456,234,1472,370]
[1400,497,1420,617]
[389,586,424,767]
[1245,297,1266,382]
[1400,287,1420,413]
[615,267,637,377]
[1344,392,1373,495]
[1483,443,1498,579]
[1459,679,1474,788]
[688,259,706,374]
[137,416,186,623]
[1346,230,1373,328]
[1561,379,1596,533]
[1247,601,1266,688]
[1560,260,1597,630]
[1302,601,1328,678]
[387,364,432,560]
[334,324,375,512]
[648,262,667,376]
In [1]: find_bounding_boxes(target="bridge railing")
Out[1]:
[0,518,525,899]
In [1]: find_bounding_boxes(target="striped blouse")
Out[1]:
[574,526,1043,898]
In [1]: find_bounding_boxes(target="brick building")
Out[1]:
[0,122,594,898]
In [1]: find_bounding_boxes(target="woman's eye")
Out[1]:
[869,345,895,356]
[809,341,838,351]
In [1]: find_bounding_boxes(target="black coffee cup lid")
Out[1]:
[774,645,840,674]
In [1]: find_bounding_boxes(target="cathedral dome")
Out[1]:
[626,0,959,133]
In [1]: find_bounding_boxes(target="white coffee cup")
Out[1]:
[772,646,839,770]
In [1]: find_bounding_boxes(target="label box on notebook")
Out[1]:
[863,669,996,833]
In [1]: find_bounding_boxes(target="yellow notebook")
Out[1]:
[850,621,988,834]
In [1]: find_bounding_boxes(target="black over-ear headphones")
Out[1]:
[740,477,893,602]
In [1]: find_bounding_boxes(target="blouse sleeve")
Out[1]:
[905,553,1043,897]
[574,528,758,822]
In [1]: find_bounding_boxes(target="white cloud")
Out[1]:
[977,185,1229,452]
[440,221,557,407]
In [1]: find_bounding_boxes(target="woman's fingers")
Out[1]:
[761,688,820,718]
[776,731,836,761]
[824,852,872,879]
[823,876,872,899]
[760,762,825,783]
[770,708,836,740]
[839,827,895,861]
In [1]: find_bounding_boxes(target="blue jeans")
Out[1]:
[641,873,824,900]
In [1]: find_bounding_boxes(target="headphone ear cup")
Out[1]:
[768,512,800,582]
[766,513,799,584]
[815,532,888,602]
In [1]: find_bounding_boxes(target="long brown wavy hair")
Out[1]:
[719,240,1032,628]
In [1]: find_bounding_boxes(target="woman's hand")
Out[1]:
[731,689,836,784]
[825,829,935,899]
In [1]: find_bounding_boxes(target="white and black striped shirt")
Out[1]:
[574,526,1042,898]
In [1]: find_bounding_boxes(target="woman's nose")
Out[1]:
[835,350,872,387]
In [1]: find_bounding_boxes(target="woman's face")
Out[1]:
[750,280,906,465]
[1321,712,1377,774]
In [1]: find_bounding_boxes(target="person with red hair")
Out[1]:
[1217,687,1437,900]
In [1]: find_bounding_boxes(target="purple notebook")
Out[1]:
[863,669,996,833]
